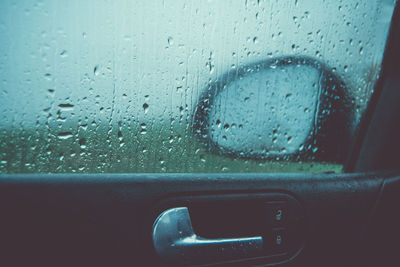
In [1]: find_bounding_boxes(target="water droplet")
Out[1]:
[79,138,86,149]
[44,73,52,81]
[167,36,174,46]
[79,124,88,131]
[140,123,147,134]
[143,103,149,113]
[58,103,74,111]
[57,132,73,140]
[60,50,67,57]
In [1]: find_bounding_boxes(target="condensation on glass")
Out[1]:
[0,0,396,173]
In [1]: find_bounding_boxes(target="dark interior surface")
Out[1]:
[0,172,399,267]
[346,0,400,173]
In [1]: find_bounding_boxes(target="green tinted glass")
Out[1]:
[0,0,396,173]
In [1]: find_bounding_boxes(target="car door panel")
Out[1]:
[1,172,397,266]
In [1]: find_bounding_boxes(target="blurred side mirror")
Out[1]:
[193,56,351,162]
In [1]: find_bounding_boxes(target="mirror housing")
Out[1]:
[193,56,352,163]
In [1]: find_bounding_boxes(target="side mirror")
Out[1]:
[193,56,351,162]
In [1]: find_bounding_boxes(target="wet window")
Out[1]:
[0,0,396,173]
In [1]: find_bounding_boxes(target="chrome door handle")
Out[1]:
[152,207,263,265]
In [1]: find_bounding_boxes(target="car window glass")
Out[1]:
[0,0,396,173]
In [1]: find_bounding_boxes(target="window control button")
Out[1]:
[270,228,288,252]
[266,201,288,226]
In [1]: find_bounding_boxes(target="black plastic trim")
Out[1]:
[0,171,395,267]
[346,1,400,172]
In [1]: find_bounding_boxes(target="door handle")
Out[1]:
[152,207,263,265]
